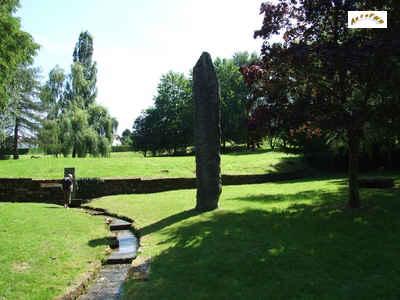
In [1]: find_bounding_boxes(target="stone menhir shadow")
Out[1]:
[193,52,222,211]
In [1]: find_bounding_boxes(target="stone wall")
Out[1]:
[0,171,306,203]
[0,178,64,204]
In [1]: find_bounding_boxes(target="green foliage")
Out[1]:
[119,129,133,147]
[40,65,66,119]
[39,31,117,157]
[7,64,42,158]
[0,0,38,110]
[214,52,257,148]
[244,0,400,207]
[70,31,97,108]
[133,71,192,156]
[38,119,62,155]
[133,52,257,155]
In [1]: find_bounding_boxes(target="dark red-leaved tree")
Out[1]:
[242,0,400,208]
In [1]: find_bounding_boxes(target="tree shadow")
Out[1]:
[269,155,307,173]
[140,209,200,237]
[122,187,400,299]
[88,237,111,248]
[224,148,273,156]
[227,189,345,205]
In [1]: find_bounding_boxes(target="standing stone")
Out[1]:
[193,52,222,211]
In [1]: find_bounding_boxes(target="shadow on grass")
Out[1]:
[269,155,306,172]
[123,187,400,300]
[224,148,273,156]
[140,209,200,237]
[227,189,345,205]
[45,206,64,209]
[88,237,111,247]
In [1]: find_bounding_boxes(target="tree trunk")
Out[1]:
[269,137,275,150]
[347,129,361,208]
[72,147,76,158]
[13,119,19,160]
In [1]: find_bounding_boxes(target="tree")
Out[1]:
[243,0,400,208]
[214,52,257,149]
[154,71,193,153]
[38,119,62,156]
[133,71,192,155]
[0,109,13,159]
[7,64,42,159]
[0,0,38,110]
[119,129,133,146]
[39,32,117,157]
[40,66,66,119]
[69,31,97,108]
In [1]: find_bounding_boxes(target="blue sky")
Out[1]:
[18,0,265,133]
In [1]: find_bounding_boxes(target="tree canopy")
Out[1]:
[0,0,38,110]
[39,31,117,157]
[242,0,400,208]
[131,52,258,156]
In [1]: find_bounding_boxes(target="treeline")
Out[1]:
[121,52,257,156]
[0,4,117,160]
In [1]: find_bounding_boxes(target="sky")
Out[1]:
[18,0,265,134]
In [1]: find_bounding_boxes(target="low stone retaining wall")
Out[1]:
[0,178,64,204]
[0,171,306,203]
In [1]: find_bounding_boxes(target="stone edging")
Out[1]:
[56,207,139,300]
[55,263,102,300]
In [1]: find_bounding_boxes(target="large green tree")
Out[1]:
[0,0,38,110]
[39,31,117,157]
[243,0,400,208]
[8,64,42,159]
[67,31,97,108]
[133,71,192,155]
[214,52,257,149]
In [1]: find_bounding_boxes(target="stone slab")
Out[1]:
[106,228,138,264]
[109,219,132,231]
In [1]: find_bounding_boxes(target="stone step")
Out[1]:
[109,218,132,231]
[106,251,136,264]
[106,229,138,265]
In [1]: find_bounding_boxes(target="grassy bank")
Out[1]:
[0,203,109,300]
[0,151,302,179]
[88,177,400,299]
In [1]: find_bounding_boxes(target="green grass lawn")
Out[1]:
[87,177,400,299]
[0,150,302,179]
[0,203,109,300]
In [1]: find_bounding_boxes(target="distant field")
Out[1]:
[0,151,303,179]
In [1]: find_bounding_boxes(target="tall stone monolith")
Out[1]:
[193,52,222,212]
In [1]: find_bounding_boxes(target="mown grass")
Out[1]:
[0,203,109,300]
[87,177,400,299]
[0,150,302,179]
